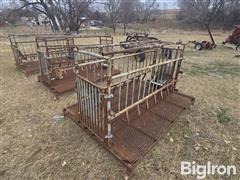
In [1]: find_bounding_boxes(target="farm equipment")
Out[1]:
[125,33,158,42]
[8,33,65,75]
[119,33,178,59]
[36,34,113,96]
[189,24,217,50]
[63,43,195,178]
[9,34,45,75]
[223,25,240,51]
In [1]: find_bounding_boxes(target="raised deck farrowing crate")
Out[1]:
[63,44,195,178]
[9,34,42,75]
[36,35,113,95]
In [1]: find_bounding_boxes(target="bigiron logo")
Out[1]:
[181,161,237,179]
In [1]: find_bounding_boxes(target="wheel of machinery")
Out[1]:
[194,43,203,50]
[135,49,145,62]
[236,44,240,51]
[163,48,172,59]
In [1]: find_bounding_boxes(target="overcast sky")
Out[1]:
[0,0,179,10]
[92,0,178,11]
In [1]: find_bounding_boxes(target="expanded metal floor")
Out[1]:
[38,69,76,96]
[38,65,121,96]
[17,61,39,75]
[64,90,195,174]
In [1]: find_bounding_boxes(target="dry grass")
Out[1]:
[0,26,239,179]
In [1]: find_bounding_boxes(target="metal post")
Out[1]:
[105,58,113,145]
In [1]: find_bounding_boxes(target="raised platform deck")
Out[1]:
[38,69,76,96]
[63,91,195,175]
[38,65,120,97]
[17,61,39,75]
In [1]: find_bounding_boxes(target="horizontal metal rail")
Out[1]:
[111,58,182,81]
[77,59,107,67]
[113,80,177,118]
[77,50,110,60]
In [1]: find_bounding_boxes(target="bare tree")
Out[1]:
[19,0,95,32]
[120,0,138,34]
[105,0,121,33]
[19,0,62,31]
[56,0,95,33]
[178,0,240,28]
[136,0,158,23]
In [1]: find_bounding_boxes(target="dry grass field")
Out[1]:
[0,26,239,179]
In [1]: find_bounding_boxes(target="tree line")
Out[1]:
[1,0,239,33]
[15,0,158,33]
[178,0,240,29]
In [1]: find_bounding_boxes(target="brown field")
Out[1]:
[0,26,239,179]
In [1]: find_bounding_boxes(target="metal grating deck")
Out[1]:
[64,90,195,172]
[18,61,39,75]
[38,66,120,96]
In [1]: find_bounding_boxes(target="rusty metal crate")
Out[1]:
[36,35,114,96]
[63,45,195,178]
[8,33,62,75]
[36,37,172,96]
[9,34,41,75]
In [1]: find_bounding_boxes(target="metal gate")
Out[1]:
[76,76,107,140]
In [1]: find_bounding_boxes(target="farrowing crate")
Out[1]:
[36,35,113,96]
[9,34,41,75]
[63,44,195,177]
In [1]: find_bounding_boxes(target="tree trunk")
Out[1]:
[76,26,80,34]
[112,21,117,33]
[123,24,127,34]
[50,17,60,31]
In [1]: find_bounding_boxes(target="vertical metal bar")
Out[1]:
[100,91,104,139]
[94,64,96,84]
[136,78,142,115]
[173,60,179,80]
[81,79,85,125]
[88,82,92,129]
[142,77,147,98]
[127,56,129,73]
[138,79,142,101]
[93,86,97,134]
[131,56,134,72]
[106,57,113,143]
[94,87,99,136]
[118,83,121,112]
[89,84,93,131]
[151,70,156,93]
[79,79,84,123]
[125,81,129,108]
[148,74,152,96]
[87,82,92,130]
[81,79,86,122]
[83,80,88,127]
[77,78,80,113]
[91,85,95,133]
[97,89,101,138]
[132,77,135,104]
